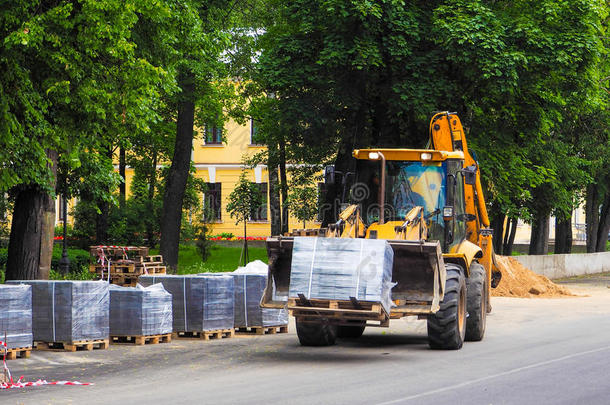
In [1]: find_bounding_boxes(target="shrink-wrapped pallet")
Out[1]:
[109,284,172,336]
[232,274,288,327]
[201,269,288,328]
[138,275,234,332]
[0,284,33,349]
[289,237,395,313]
[6,280,109,342]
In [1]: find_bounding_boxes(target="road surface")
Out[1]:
[3,278,610,404]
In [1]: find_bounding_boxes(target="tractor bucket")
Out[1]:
[261,237,446,317]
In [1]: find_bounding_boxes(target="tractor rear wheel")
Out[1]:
[296,319,337,346]
[427,264,467,350]
[337,321,366,338]
[465,262,487,341]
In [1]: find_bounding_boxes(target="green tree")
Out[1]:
[255,0,608,255]
[226,170,262,265]
[1,0,168,280]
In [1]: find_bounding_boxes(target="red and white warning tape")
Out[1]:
[0,340,93,390]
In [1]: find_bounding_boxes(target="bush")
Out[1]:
[0,246,91,280]
[51,245,91,274]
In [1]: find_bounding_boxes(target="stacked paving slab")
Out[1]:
[0,284,33,349]
[139,275,234,334]
[6,280,109,345]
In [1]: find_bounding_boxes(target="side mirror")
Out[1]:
[324,165,335,185]
[463,165,477,186]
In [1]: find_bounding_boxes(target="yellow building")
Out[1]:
[118,118,319,238]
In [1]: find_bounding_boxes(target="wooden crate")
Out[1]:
[172,329,235,341]
[110,333,172,345]
[34,339,109,352]
[235,325,288,335]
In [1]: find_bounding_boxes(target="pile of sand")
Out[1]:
[492,255,573,298]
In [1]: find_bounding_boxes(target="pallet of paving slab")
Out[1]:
[34,339,109,352]
[110,333,172,345]
[172,329,235,341]
[3,346,32,360]
[235,325,288,335]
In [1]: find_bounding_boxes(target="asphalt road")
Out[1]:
[3,279,610,405]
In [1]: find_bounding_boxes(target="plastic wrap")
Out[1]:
[201,272,288,328]
[289,237,395,313]
[0,284,33,349]
[138,275,234,332]
[108,284,172,336]
[6,280,109,342]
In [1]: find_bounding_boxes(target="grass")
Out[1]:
[151,243,268,274]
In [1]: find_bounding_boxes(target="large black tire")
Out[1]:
[427,264,467,350]
[337,321,366,338]
[296,319,337,346]
[465,262,487,341]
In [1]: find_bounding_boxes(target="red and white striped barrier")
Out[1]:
[1,340,93,390]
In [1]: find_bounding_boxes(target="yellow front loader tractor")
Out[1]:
[261,112,501,349]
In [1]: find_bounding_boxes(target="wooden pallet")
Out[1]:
[235,325,288,335]
[172,329,235,341]
[34,339,109,352]
[288,297,390,327]
[135,265,166,274]
[3,346,32,360]
[110,333,172,345]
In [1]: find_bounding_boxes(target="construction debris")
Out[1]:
[492,256,573,298]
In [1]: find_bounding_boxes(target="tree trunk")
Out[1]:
[146,150,158,248]
[554,214,573,254]
[160,69,196,271]
[585,184,599,253]
[39,150,59,280]
[595,194,610,252]
[268,158,281,236]
[321,136,356,227]
[490,211,505,255]
[504,217,518,256]
[95,200,109,244]
[95,148,114,244]
[529,213,549,255]
[6,187,45,280]
[119,147,126,209]
[279,137,289,234]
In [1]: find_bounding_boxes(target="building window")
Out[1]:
[203,183,222,221]
[250,183,268,221]
[204,124,222,145]
[250,118,263,145]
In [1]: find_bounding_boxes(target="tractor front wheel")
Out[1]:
[427,264,467,350]
[296,319,337,346]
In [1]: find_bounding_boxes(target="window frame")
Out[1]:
[203,183,222,222]
[204,124,223,145]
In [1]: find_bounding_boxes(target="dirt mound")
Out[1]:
[492,256,573,298]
